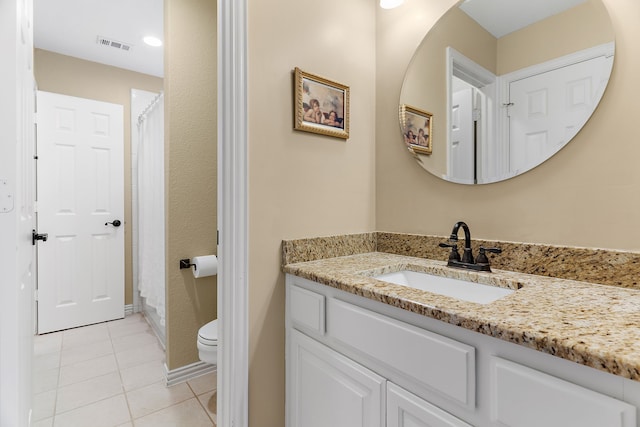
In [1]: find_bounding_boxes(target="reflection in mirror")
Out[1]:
[399,0,615,184]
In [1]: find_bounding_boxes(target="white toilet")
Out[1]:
[197,319,218,365]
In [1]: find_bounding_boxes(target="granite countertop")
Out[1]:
[283,251,640,381]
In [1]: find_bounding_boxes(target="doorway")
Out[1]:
[3,0,248,425]
[32,1,165,337]
[446,47,498,184]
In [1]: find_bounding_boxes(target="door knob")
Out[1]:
[105,219,122,227]
[32,229,48,245]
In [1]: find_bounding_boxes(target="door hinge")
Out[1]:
[34,289,38,301]
[503,102,514,118]
[34,201,38,212]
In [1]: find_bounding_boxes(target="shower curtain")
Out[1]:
[137,93,166,327]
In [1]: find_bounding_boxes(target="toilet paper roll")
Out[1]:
[192,255,218,278]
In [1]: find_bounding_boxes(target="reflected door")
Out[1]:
[36,91,124,333]
[449,88,475,184]
[508,55,613,173]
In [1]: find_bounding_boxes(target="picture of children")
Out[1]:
[417,127,428,147]
[304,99,324,124]
[323,111,342,128]
[404,130,416,144]
[401,105,432,154]
[295,67,349,139]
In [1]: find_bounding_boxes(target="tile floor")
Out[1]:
[33,313,217,427]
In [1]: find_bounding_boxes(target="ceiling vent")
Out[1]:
[96,36,132,52]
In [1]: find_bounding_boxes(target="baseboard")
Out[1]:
[125,304,143,316]
[164,361,216,387]
[124,304,134,316]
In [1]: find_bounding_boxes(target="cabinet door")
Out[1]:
[387,382,473,427]
[490,357,636,427]
[288,330,385,427]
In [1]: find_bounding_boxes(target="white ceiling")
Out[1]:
[32,0,585,78]
[34,0,164,78]
[459,0,588,38]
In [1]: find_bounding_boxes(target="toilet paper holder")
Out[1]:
[180,255,218,278]
[179,259,196,270]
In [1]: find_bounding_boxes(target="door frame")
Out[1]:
[218,0,249,426]
[445,47,497,184]
[0,0,250,424]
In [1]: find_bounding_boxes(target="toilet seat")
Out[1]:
[198,319,218,346]
[197,319,218,365]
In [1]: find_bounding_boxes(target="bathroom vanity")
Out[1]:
[283,241,640,427]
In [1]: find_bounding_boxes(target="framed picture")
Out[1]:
[294,67,349,140]
[400,104,433,155]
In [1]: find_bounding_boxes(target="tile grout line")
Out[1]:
[187,382,216,425]
[36,313,184,426]
[51,372,126,417]
[50,331,65,424]
[113,313,175,424]
[108,317,135,425]
[52,316,139,423]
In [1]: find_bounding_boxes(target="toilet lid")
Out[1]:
[198,320,218,345]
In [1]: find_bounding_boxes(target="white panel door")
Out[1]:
[36,91,124,333]
[0,0,36,423]
[449,88,475,184]
[288,330,385,427]
[508,55,612,173]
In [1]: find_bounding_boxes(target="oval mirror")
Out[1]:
[399,0,615,184]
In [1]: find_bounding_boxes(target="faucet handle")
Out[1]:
[477,246,502,264]
[439,242,461,262]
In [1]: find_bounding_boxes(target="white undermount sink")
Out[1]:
[374,270,514,304]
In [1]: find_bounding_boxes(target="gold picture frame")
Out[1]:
[400,104,433,155]
[294,67,350,140]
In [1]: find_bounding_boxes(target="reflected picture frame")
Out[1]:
[294,67,350,140]
[400,104,433,155]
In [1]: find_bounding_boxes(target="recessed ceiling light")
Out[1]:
[143,36,163,47]
[380,0,404,9]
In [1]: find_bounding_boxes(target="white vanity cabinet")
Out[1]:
[285,274,640,427]
[288,329,385,427]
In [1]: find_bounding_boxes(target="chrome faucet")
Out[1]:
[439,221,502,272]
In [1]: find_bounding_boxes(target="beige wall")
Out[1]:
[164,0,217,370]
[498,0,614,74]
[33,49,163,306]
[247,0,377,423]
[376,0,640,250]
